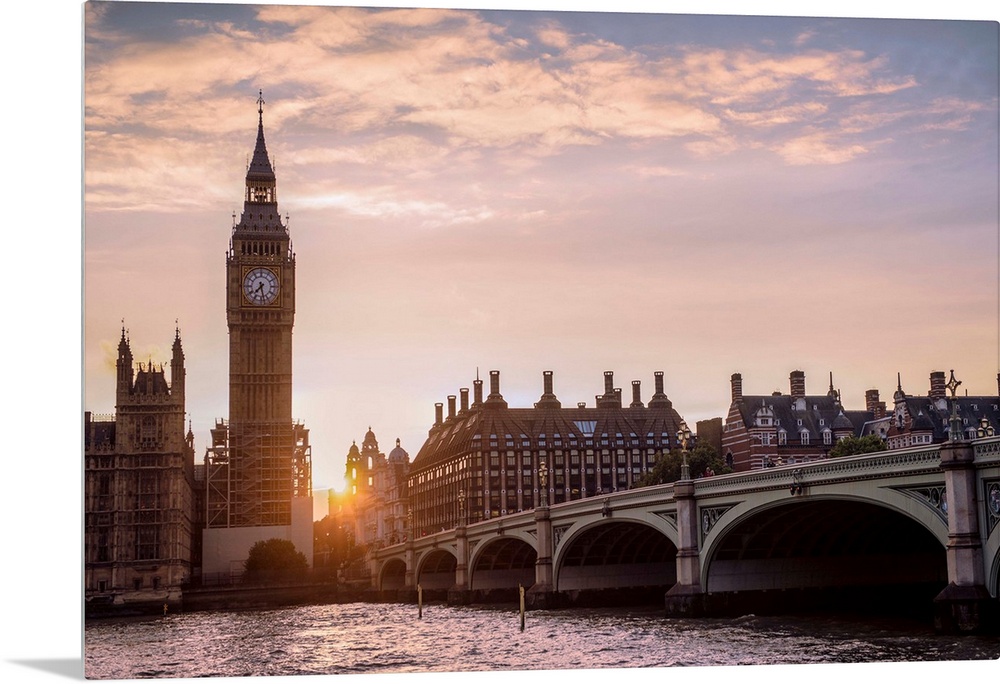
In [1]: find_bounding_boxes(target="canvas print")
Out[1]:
[83,1,1000,680]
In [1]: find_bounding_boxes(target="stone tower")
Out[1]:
[202,93,312,578]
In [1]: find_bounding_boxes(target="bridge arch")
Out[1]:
[414,547,457,591]
[985,521,1000,598]
[377,557,407,592]
[468,534,537,594]
[554,517,677,596]
[701,494,948,614]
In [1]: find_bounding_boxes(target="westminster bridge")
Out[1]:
[371,437,1000,632]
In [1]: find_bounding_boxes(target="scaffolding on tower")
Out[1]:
[204,418,311,529]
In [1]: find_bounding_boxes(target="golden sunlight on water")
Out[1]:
[84,602,1000,678]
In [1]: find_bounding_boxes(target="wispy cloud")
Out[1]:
[87,5,962,215]
[774,131,870,165]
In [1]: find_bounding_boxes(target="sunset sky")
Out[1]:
[82,1,998,505]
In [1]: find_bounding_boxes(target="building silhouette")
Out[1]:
[202,93,313,579]
[406,369,688,535]
[84,327,199,611]
[343,428,411,549]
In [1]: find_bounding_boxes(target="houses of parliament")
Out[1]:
[85,94,313,611]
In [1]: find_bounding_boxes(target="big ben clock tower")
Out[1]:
[203,93,312,577]
[227,92,294,433]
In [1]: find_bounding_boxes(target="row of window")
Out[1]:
[409,448,657,530]
[237,238,283,256]
[474,434,674,449]
[756,430,836,446]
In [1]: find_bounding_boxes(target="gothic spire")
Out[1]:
[118,320,132,358]
[172,323,184,362]
[247,90,275,182]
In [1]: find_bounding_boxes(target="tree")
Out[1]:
[243,538,308,584]
[635,443,731,487]
[827,434,888,459]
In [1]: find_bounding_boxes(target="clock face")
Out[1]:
[243,267,279,305]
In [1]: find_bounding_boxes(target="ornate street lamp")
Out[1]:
[977,416,995,438]
[945,370,962,442]
[538,460,549,507]
[676,420,692,480]
[457,489,467,525]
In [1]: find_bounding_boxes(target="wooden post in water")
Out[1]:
[418,584,423,619]
[519,584,525,632]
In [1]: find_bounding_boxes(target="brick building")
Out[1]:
[721,370,873,471]
[406,369,689,534]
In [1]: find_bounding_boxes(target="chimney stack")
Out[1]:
[604,370,614,395]
[866,389,886,419]
[865,388,879,412]
[473,377,483,406]
[434,402,443,426]
[631,380,643,408]
[929,371,946,400]
[447,395,456,419]
[731,372,743,403]
[648,370,671,408]
[790,370,806,399]
[536,370,561,409]
[460,388,469,413]
[485,370,508,407]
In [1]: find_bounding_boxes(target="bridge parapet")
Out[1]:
[973,436,1000,463]
[694,443,942,497]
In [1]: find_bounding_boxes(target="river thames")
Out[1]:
[84,601,999,680]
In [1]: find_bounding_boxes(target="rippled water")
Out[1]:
[84,602,999,679]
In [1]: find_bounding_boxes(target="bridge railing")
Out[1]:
[974,435,1000,463]
[692,442,944,495]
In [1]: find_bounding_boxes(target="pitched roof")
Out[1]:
[411,397,686,471]
[734,392,872,438]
